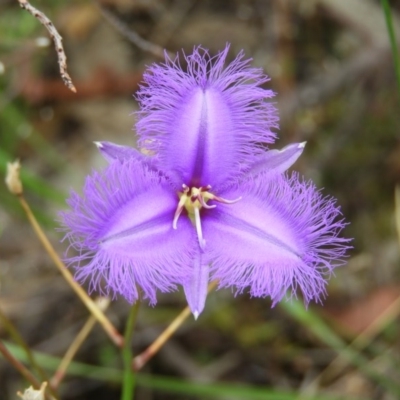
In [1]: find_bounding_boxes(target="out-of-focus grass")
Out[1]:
[0,8,38,45]
[3,341,365,400]
[281,300,400,397]
[1,102,67,169]
[0,146,65,226]
[381,0,400,95]
[0,101,67,226]
[0,148,65,204]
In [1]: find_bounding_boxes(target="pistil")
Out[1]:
[172,184,241,249]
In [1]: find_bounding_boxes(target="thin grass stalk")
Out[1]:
[133,280,218,371]
[16,194,124,348]
[5,161,123,347]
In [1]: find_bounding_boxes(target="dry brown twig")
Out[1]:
[16,0,76,93]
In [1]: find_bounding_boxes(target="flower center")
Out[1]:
[173,184,241,249]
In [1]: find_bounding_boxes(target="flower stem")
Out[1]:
[17,194,124,348]
[381,0,400,97]
[132,280,218,371]
[121,301,141,400]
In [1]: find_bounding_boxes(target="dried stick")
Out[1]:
[51,298,110,388]
[5,161,124,348]
[16,0,76,93]
[95,1,173,59]
[18,195,123,347]
[132,281,218,371]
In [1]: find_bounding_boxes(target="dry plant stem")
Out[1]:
[132,307,191,371]
[51,298,110,389]
[16,194,124,348]
[0,340,55,400]
[133,281,218,371]
[0,308,60,399]
[16,0,76,92]
[96,1,173,59]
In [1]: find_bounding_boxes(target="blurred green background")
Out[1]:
[0,0,400,399]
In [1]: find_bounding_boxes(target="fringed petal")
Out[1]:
[60,159,197,304]
[94,141,147,163]
[244,142,306,178]
[202,173,351,305]
[136,45,278,187]
[183,250,210,319]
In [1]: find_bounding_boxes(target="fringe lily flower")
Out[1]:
[61,46,350,318]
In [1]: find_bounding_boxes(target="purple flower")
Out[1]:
[61,46,350,318]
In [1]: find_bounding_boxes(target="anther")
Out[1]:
[194,207,206,249]
[172,200,185,229]
[172,185,190,229]
[206,193,242,204]
[198,195,216,209]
